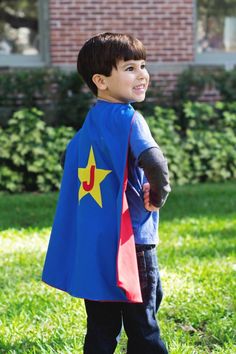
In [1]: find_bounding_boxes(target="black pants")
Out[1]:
[83,246,168,354]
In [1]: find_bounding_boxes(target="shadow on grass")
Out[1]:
[0,192,58,231]
[161,182,236,222]
[1,183,236,230]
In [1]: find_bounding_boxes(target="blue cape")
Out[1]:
[42,101,142,302]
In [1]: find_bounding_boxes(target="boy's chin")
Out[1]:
[134,96,146,103]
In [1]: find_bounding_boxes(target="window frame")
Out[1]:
[194,0,236,69]
[0,0,50,67]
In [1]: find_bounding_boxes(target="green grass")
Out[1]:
[0,183,235,353]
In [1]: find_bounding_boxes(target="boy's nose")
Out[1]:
[137,68,149,81]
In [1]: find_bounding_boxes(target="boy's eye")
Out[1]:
[125,63,146,71]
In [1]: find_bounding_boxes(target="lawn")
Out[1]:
[0,183,235,353]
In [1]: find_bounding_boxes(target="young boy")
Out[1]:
[42,32,170,354]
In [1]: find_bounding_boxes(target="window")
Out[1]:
[0,0,49,67]
[196,0,236,66]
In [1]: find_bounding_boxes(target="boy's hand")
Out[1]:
[143,183,159,212]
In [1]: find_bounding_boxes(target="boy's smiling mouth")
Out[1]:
[133,84,146,92]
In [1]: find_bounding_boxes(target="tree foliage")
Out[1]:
[0,0,37,30]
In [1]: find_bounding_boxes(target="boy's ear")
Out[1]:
[92,74,108,91]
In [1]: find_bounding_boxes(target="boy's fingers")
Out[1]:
[143,183,158,212]
[144,202,159,212]
[143,182,150,192]
[143,192,149,201]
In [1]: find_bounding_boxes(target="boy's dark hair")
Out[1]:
[77,32,146,95]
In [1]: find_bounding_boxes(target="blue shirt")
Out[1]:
[127,111,159,245]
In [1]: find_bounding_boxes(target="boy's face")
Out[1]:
[95,59,150,103]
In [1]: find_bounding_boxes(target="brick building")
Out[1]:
[0,0,236,96]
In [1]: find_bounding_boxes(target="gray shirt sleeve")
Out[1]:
[129,112,171,208]
[138,147,171,208]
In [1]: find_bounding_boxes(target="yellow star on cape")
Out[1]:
[78,146,111,207]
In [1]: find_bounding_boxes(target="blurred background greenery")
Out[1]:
[0,67,236,192]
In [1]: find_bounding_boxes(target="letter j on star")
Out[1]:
[78,146,111,207]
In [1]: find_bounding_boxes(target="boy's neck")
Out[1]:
[97,97,126,104]
[97,92,129,104]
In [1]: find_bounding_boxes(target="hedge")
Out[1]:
[0,108,75,192]
[1,66,236,130]
[0,102,235,192]
[0,68,92,129]
[147,101,236,185]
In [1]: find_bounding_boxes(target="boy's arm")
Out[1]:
[129,112,171,209]
[138,147,171,208]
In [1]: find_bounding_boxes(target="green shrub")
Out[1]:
[214,68,236,101]
[0,108,75,192]
[0,68,93,129]
[172,67,215,107]
[183,101,236,183]
[138,67,236,123]
[35,125,75,192]
[171,67,236,108]
[1,66,236,131]
[147,102,236,185]
[147,106,190,185]
[0,101,235,192]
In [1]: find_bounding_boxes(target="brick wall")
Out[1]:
[49,0,194,65]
